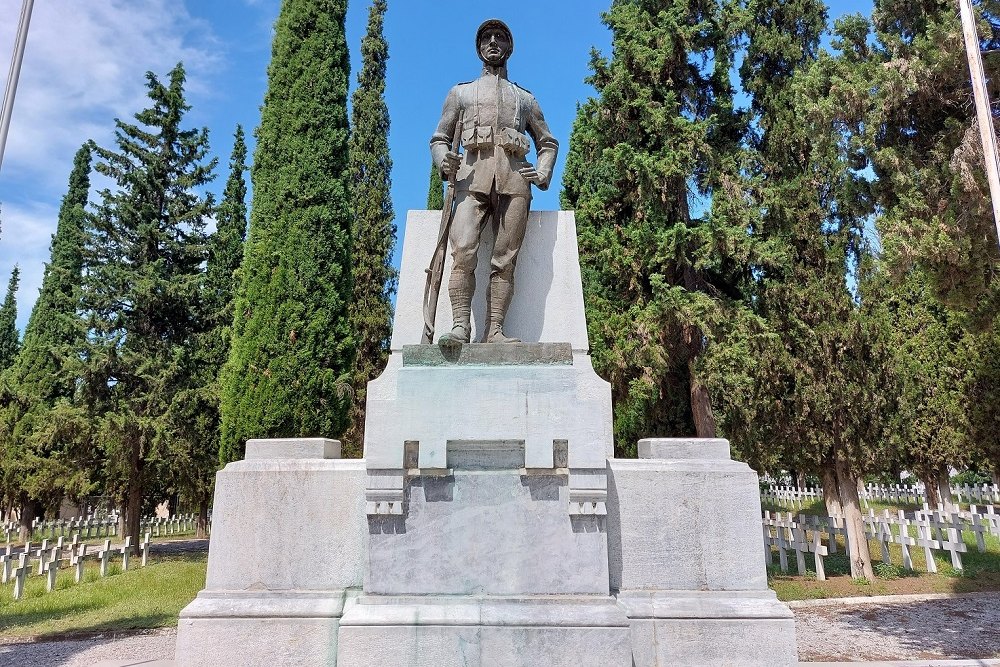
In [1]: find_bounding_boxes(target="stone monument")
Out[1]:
[174,17,798,666]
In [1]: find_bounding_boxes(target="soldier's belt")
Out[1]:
[461,126,531,158]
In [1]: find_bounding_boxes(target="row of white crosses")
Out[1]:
[760,486,824,511]
[953,484,1000,505]
[1,532,152,600]
[763,504,999,580]
[762,482,1000,512]
[3,513,203,545]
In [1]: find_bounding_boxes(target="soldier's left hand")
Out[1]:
[518,165,545,186]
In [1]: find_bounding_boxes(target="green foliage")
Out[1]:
[870,0,1000,317]
[167,126,248,516]
[344,0,395,457]
[0,266,20,371]
[427,161,443,209]
[221,0,354,463]
[561,0,748,452]
[0,144,94,515]
[872,270,975,481]
[83,63,215,549]
[874,561,905,580]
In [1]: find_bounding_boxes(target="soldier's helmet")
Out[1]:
[476,19,514,62]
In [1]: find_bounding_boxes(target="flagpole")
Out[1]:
[0,0,35,176]
[959,0,1000,243]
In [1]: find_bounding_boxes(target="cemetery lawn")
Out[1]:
[0,553,207,642]
[768,531,1000,601]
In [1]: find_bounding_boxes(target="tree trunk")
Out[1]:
[937,468,957,513]
[18,496,40,543]
[126,439,142,556]
[796,470,807,491]
[992,468,1000,489]
[921,472,940,508]
[683,323,717,438]
[820,462,843,517]
[196,495,210,539]
[117,501,127,539]
[834,453,875,581]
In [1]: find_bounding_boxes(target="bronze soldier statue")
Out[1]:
[430,18,558,345]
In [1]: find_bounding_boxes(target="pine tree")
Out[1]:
[83,63,215,552]
[0,266,19,371]
[0,144,94,539]
[562,0,746,453]
[427,162,443,209]
[868,0,1000,503]
[343,0,395,456]
[220,0,354,463]
[167,126,247,536]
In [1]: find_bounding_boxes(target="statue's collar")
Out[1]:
[480,64,509,80]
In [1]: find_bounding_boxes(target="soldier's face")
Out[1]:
[478,28,511,66]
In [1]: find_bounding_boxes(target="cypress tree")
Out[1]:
[870,0,1000,316]
[562,0,746,453]
[703,5,889,579]
[83,63,215,551]
[0,144,94,539]
[344,0,395,456]
[427,162,443,209]
[221,0,354,463]
[167,126,247,536]
[0,266,19,371]
[875,270,974,511]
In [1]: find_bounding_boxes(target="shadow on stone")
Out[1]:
[368,516,406,535]
[519,474,564,501]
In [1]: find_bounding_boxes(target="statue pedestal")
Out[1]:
[343,339,632,665]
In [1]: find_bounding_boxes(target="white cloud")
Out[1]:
[0,0,220,188]
[0,0,224,333]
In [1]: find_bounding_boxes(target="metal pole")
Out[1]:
[0,0,35,176]
[959,0,1000,243]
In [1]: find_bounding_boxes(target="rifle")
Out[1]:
[421,114,464,344]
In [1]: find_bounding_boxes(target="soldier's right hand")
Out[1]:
[442,151,462,177]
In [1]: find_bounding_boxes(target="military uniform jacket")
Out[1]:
[431,69,559,197]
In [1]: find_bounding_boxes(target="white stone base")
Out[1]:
[337,595,633,667]
[619,590,797,667]
[176,592,352,667]
[173,440,367,667]
[607,439,799,666]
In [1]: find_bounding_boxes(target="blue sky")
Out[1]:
[0,0,874,334]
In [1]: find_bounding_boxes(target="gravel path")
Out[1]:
[793,592,1000,663]
[0,629,175,666]
[0,592,997,666]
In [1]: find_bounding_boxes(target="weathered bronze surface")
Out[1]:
[429,18,559,347]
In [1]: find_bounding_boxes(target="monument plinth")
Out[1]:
[336,210,632,665]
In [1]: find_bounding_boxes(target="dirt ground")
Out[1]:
[793,592,1000,662]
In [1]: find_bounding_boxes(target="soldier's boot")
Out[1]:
[487,277,520,344]
[438,271,473,349]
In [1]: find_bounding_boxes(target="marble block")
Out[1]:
[607,438,798,666]
[338,595,633,667]
[391,210,589,351]
[366,457,609,595]
[174,440,367,667]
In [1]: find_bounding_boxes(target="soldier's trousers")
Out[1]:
[448,187,530,281]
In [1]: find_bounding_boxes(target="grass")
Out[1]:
[0,553,206,641]
[767,514,1000,601]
